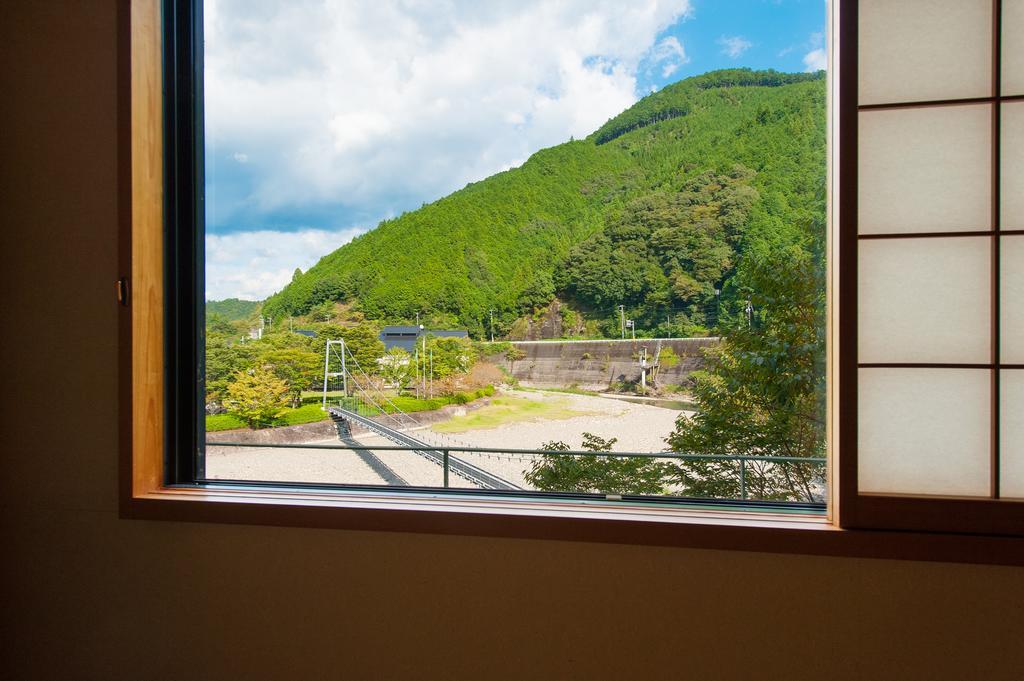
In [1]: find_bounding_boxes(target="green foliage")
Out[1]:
[557,168,757,330]
[310,322,385,373]
[591,68,823,145]
[378,347,414,390]
[261,69,826,339]
[425,336,477,379]
[307,300,337,322]
[259,346,321,408]
[206,298,260,321]
[275,403,331,427]
[205,413,247,432]
[657,346,680,369]
[525,433,670,495]
[666,208,826,502]
[224,367,291,428]
[205,403,330,432]
[504,346,526,371]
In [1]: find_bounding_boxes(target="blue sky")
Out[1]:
[204,0,826,300]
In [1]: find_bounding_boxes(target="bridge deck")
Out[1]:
[328,407,520,491]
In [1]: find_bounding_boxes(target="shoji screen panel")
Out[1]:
[842,0,1024,533]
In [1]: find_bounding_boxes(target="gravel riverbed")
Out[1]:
[206,389,691,489]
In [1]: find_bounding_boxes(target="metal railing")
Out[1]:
[205,441,826,504]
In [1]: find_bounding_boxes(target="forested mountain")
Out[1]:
[262,69,826,338]
[207,298,260,321]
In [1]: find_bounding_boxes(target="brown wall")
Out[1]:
[1,4,1022,680]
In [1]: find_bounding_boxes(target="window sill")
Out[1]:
[120,486,1024,566]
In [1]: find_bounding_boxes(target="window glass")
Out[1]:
[200,0,828,506]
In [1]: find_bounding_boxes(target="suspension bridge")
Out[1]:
[321,340,521,490]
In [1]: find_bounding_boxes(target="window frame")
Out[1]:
[118,0,1024,565]
[838,0,1024,536]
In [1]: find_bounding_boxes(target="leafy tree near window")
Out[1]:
[666,211,826,502]
[525,433,670,495]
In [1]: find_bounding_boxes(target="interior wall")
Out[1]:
[1,3,1022,680]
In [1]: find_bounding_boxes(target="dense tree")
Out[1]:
[259,347,322,408]
[525,433,670,495]
[557,168,758,333]
[206,298,260,322]
[224,367,290,428]
[310,322,385,376]
[665,210,827,502]
[378,348,414,390]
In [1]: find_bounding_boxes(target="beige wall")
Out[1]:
[1,4,1022,680]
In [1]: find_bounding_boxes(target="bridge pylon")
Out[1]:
[321,339,348,411]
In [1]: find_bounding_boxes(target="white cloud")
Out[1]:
[802,31,827,71]
[803,48,827,71]
[232,152,249,163]
[718,35,752,59]
[204,0,692,229]
[649,36,689,77]
[205,227,366,300]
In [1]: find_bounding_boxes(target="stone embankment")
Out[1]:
[486,337,718,391]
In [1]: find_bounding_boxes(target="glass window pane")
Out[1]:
[859,368,991,497]
[1000,370,1024,499]
[1003,102,1024,231]
[1002,236,1024,363]
[1004,0,1024,96]
[859,0,992,105]
[858,237,991,364]
[859,105,992,235]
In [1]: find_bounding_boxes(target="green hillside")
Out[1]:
[262,68,826,337]
[206,298,260,321]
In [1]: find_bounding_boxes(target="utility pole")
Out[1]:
[489,309,495,343]
[618,305,625,339]
[429,348,433,398]
[745,299,753,328]
[714,288,721,328]
[422,335,427,398]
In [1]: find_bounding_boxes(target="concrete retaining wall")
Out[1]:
[487,337,718,391]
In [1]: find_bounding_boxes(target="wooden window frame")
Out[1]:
[117,0,1024,565]
[839,0,1024,536]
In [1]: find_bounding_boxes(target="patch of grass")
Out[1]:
[205,403,330,432]
[275,403,331,427]
[213,385,500,431]
[205,413,247,432]
[432,396,588,433]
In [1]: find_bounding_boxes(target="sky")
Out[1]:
[204,0,827,301]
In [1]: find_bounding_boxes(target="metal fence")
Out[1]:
[204,441,826,505]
